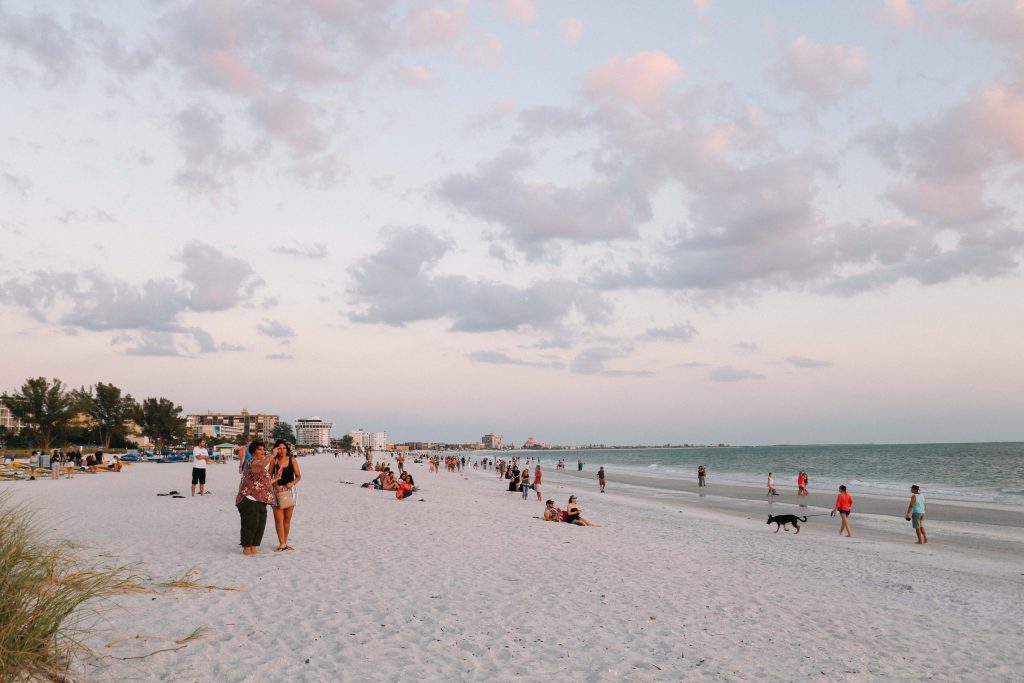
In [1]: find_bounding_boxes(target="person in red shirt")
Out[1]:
[831,485,853,537]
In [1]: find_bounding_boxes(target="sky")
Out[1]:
[1,0,1023,446]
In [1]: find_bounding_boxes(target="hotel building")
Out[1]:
[482,433,504,450]
[347,429,388,450]
[295,417,334,447]
[186,410,279,442]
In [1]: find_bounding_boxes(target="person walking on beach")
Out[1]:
[832,484,853,537]
[797,470,807,496]
[270,440,301,551]
[767,472,778,499]
[520,469,531,500]
[698,465,706,487]
[905,485,927,544]
[534,464,543,501]
[597,466,606,493]
[191,438,210,496]
[235,441,275,556]
[578,459,584,471]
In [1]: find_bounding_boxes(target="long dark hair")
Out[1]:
[273,439,291,457]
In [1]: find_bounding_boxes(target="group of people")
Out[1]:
[542,495,596,525]
[828,483,928,543]
[496,459,544,501]
[233,438,302,556]
[40,448,122,479]
[361,464,417,499]
[766,470,810,498]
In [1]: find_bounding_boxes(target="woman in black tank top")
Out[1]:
[270,440,302,551]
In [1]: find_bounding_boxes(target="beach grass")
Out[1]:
[0,492,133,682]
[160,567,239,591]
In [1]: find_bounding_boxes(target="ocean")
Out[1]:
[497,442,1024,507]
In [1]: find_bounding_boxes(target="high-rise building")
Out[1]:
[186,410,279,442]
[294,417,334,447]
[482,433,503,449]
[347,429,388,450]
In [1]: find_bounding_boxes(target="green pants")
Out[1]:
[236,498,268,547]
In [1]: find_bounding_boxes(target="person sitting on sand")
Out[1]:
[400,471,416,489]
[107,456,122,472]
[396,474,414,499]
[543,500,562,521]
[380,469,398,491]
[564,495,595,526]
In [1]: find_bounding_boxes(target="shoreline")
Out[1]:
[546,467,1024,528]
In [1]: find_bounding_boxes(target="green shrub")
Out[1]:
[0,493,131,682]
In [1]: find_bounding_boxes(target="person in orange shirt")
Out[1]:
[831,484,853,537]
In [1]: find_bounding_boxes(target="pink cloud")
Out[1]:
[876,0,917,27]
[496,0,536,24]
[460,31,503,65]
[887,86,1024,226]
[777,36,868,103]
[585,51,684,113]
[559,17,583,46]
[403,6,467,48]
[396,64,434,88]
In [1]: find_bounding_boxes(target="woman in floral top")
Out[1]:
[235,441,275,556]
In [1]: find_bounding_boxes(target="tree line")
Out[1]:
[1,377,299,452]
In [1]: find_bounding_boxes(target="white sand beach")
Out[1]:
[4,455,1024,682]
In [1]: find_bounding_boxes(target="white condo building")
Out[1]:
[295,417,334,447]
[347,429,388,450]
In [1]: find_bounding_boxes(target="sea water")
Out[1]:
[501,442,1024,506]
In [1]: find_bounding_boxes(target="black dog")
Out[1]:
[767,514,807,533]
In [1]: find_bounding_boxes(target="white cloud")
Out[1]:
[786,356,831,368]
[273,242,329,259]
[570,347,652,377]
[257,319,296,338]
[641,322,699,342]
[347,226,612,332]
[439,150,654,254]
[178,241,263,312]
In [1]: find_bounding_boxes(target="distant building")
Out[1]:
[294,417,334,447]
[186,410,279,442]
[482,433,503,449]
[0,399,25,433]
[523,436,549,449]
[347,429,388,451]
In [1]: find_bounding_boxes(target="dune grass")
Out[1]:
[0,493,132,682]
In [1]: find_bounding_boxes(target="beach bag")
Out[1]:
[275,488,295,509]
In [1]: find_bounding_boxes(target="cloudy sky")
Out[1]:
[2,0,1023,446]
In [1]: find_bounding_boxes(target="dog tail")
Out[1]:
[798,516,807,522]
